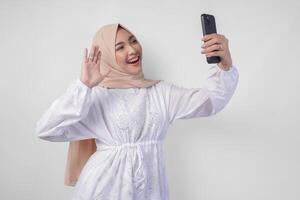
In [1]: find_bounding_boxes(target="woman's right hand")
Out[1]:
[80,45,112,88]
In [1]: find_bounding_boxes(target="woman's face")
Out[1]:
[115,27,143,75]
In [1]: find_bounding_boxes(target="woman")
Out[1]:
[35,23,239,200]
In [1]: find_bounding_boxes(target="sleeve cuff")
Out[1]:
[75,78,92,90]
[215,64,237,73]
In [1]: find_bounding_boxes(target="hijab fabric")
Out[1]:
[64,23,161,186]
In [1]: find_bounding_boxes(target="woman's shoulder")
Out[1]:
[152,79,173,88]
[148,80,178,96]
[147,80,172,92]
[153,80,182,92]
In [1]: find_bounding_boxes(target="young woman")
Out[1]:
[36,23,239,200]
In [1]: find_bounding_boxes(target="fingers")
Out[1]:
[201,44,223,54]
[202,33,224,42]
[201,33,216,42]
[88,45,97,62]
[201,34,228,58]
[205,49,225,58]
[83,48,88,63]
[92,46,99,63]
[202,37,219,48]
[95,50,101,64]
[201,33,226,47]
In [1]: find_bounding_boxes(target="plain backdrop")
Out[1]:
[0,0,299,199]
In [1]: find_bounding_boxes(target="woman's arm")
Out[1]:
[36,45,111,142]
[165,64,239,124]
[35,78,98,142]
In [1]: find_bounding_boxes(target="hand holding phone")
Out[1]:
[201,13,221,64]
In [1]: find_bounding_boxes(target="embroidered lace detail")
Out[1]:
[107,89,161,140]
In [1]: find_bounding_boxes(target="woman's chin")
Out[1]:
[125,65,141,75]
[126,60,142,72]
[129,67,141,74]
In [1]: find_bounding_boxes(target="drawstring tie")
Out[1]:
[97,140,164,190]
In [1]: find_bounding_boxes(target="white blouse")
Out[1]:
[35,64,239,200]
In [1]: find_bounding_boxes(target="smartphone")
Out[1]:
[201,13,221,64]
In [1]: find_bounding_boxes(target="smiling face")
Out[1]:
[115,26,143,75]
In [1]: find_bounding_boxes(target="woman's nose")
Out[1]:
[127,45,137,54]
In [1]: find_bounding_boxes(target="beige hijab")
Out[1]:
[64,23,161,186]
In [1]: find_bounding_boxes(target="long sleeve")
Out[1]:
[165,64,239,124]
[35,78,98,142]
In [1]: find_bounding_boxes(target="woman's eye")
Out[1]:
[116,40,137,51]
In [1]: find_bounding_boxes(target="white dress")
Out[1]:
[35,64,239,200]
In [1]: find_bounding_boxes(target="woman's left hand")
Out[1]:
[201,33,232,71]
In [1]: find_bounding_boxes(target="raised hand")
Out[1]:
[201,33,233,71]
[80,45,112,88]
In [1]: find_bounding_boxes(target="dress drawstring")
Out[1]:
[96,140,164,190]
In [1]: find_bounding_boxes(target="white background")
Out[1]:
[1,0,299,199]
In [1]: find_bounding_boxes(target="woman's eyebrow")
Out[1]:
[115,35,135,46]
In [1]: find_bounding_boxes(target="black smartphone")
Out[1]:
[201,13,221,64]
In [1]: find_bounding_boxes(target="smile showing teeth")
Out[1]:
[127,56,139,64]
